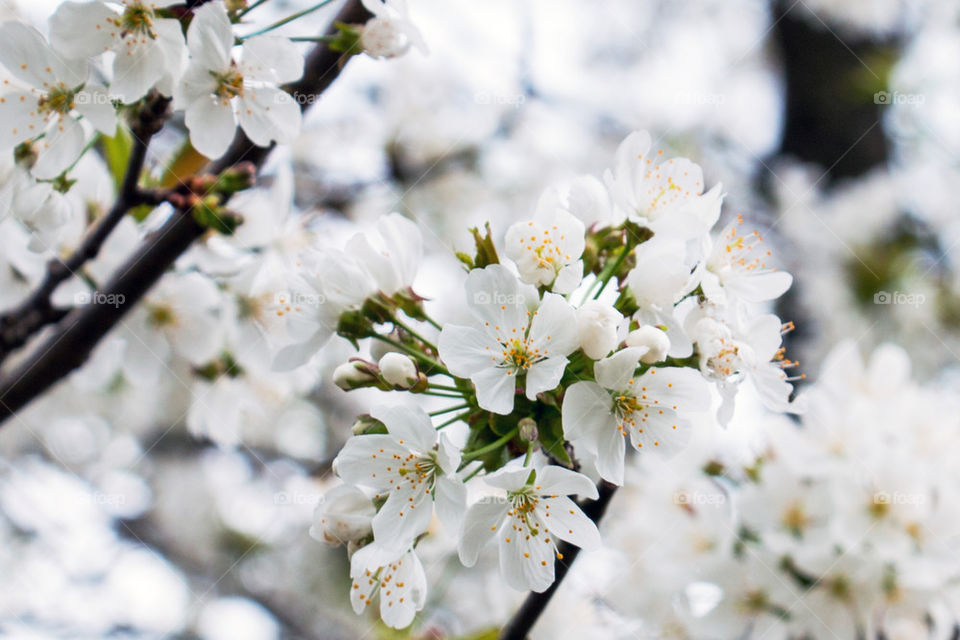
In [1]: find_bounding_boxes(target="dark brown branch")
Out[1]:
[0,93,171,361]
[0,0,372,424]
[498,481,619,640]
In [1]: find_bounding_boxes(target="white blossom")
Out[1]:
[309,484,375,546]
[49,0,186,103]
[438,264,578,414]
[378,352,418,388]
[360,0,428,59]
[177,1,303,159]
[561,348,709,484]
[575,300,623,360]
[333,406,465,553]
[0,22,116,179]
[458,465,600,592]
[504,189,585,293]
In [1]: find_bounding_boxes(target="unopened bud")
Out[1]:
[378,352,418,388]
[351,414,386,435]
[333,359,379,390]
[519,417,538,443]
[626,325,670,364]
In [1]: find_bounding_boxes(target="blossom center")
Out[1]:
[517,223,569,270]
[500,337,541,371]
[37,85,75,116]
[113,2,158,39]
[147,304,177,328]
[213,67,245,102]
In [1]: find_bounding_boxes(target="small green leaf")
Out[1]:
[100,124,133,191]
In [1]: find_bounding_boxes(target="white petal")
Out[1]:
[372,484,432,551]
[594,347,644,390]
[187,1,233,71]
[459,498,509,567]
[237,86,301,147]
[49,1,117,58]
[626,408,692,458]
[240,35,304,84]
[435,432,461,475]
[552,260,582,294]
[464,264,527,333]
[541,495,600,549]
[74,85,117,134]
[0,22,87,88]
[110,39,165,103]
[0,91,45,149]
[379,549,427,629]
[527,293,578,357]
[438,324,499,377]
[525,355,567,400]
[745,313,784,363]
[535,466,598,499]
[640,366,710,412]
[472,365,517,415]
[168,311,220,365]
[334,435,411,489]
[499,514,555,592]
[185,96,236,159]
[593,419,626,485]
[433,476,466,534]
[33,117,85,179]
[370,405,436,453]
[560,381,614,441]
[727,270,793,303]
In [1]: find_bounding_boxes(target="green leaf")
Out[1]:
[100,124,133,191]
[191,200,242,235]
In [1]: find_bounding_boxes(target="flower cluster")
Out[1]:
[305,129,802,628]
[0,0,422,252]
[580,340,960,639]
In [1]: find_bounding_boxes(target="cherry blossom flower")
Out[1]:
[603,130,723,239]
[625,237,698,358]
[49,0,186,103]
[0,22,116,179]
[458,465,600,592]
[333,405,465,553]
[349,543,427,629]
[575,300,623,360]
[438,264,578,414]
[360,0,428,59]
[561,348,709,485]
[309,484,375,546]
[688,311,803,425]
[504,189,585,293]
[700,215,793,306]
[176,1,303,159]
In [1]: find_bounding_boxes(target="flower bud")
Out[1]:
[576,300,623,360]
[309,485,375,547]
[626,325,670,364]
[361,17,411,59]
[518,417,538,443]
[333,360,378,390]
[379,352,418,388]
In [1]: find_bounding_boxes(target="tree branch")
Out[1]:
[0,93,171,362]
[498,481,619,640]
[0,0,372,424]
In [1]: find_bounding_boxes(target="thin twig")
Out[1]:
[498,480,619,640]
[0,0,373,424]
[0,93,171,361]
